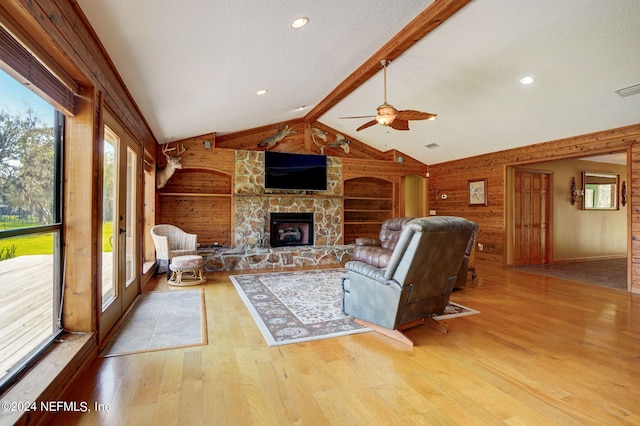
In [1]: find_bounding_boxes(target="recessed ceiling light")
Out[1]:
[520,76,535,85]
[291,17,309,29]
[256,89,268,96]
[427,116,437,121]
[295,105,306,111]
[425,143,440,149]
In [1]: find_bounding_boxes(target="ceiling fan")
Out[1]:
[341,59,437,131]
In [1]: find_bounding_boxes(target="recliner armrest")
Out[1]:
[354,238,380,247]
[345,260,397,286]
[343,260,406,329]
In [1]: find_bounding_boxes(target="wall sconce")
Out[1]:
[570,177,584,205]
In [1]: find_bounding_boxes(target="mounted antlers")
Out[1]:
[156,143,186,189]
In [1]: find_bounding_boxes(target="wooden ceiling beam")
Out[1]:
[304,0,472,122]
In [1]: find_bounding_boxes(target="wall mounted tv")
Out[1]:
[264,151,327,191]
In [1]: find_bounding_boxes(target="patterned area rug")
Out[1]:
[100,289,207,357]
[230,269,479,346]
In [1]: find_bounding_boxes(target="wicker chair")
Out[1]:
[150,224,198,275]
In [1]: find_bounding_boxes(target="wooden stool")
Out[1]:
[168,255,206,286]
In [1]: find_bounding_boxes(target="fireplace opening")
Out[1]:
[270,213,314,248]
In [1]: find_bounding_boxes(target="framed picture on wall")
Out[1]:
[468,178,488,206]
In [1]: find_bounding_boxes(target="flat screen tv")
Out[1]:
[264,151,327,191]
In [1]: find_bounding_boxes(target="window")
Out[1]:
[0,69,64,390]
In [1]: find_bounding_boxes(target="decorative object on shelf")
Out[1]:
[311,127,351,154]
[258,124,295,149]
[156,143,186,189]
[339,59,437,132]
[570,176,583,205]
[468,178,488,206]
[622,180,627,206]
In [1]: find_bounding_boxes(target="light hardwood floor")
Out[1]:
[51,261,640,425]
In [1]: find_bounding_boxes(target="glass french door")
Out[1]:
[100,114,140,341]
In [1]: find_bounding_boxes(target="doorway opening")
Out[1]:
[506,152,629,291]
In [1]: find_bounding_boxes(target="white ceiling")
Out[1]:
[76,0,640,165]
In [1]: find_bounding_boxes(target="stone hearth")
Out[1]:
[199,245,353,271]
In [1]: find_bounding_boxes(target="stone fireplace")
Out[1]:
[270,212,314,247]
[233,151,344,250]
[197,151,356,271]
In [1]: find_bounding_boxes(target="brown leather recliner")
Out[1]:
[353,217,478,289]
[352,217,413,268]
[342,216,479,345]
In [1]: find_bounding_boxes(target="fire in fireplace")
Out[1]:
[269,212,314,248]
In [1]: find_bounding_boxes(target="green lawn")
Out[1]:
[0,221,113,258]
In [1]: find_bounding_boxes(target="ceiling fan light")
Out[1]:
[376,104,397,126]
[376,115,395,126]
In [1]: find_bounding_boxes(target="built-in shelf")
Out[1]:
[343,177,396,243]
[159,192,231,197]
[158,168,233,247]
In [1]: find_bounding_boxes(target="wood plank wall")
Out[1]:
[429,123,640,294]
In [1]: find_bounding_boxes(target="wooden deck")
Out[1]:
[0,253,112,380]
[0,255,54,378]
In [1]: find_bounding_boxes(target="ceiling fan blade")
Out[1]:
[396,110,436,121]
[356,119,378,131]
[339,115,376,119]
[390,119,410,131]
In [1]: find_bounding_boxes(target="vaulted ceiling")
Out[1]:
[76,0,640,165]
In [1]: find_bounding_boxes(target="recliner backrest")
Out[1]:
[379,217,413,250]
